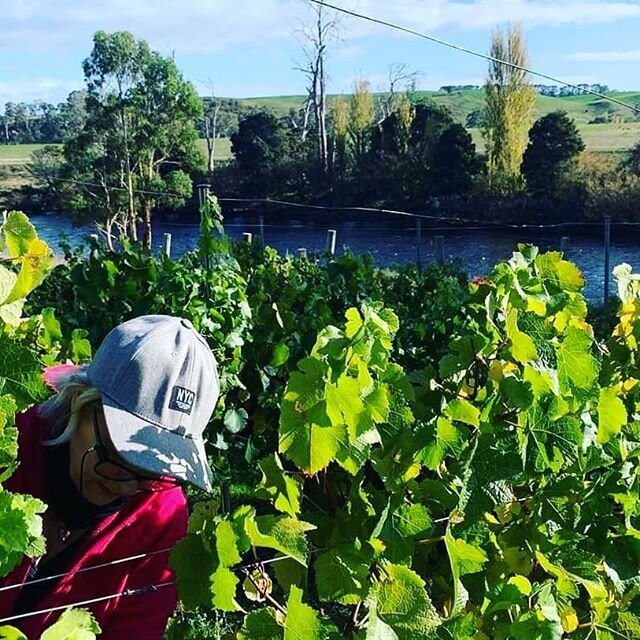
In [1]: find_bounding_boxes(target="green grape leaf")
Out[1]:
[368,564,440,639]
[446,399,480,427]
[376,502,433,564]
[245,514,315,566]
[0,491,45,577]
[284,586,324,640]
[3,212,36,259]
[0,267,17,308]
[315,545,370,604]
[0,300,24,328]
[445,530,488,616]
[70,329,92,363]
[0,626,27,640]
[5,239,54,305]
[0,334,49,410]
[223,407,248,434]
[238,608,284,640]
[535,252,585,293]
[279,401,349,474]
[272,555,306,594]
[210,566,240,611]
[345,307,364,339]
[597,386,627,444]
[325,376,364,430]
[39,608,101,640]
[169,533,217,609]
[556,327,598,391]
[256,454,302,517]
[215,520,242,567]
[506,309,537,363]
[271,342,290,367]
[445,531,488,577]
[283,357,327,411]
[509,611,563,640]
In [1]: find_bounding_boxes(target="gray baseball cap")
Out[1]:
[86,315,219,491]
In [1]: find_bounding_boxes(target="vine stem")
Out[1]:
[242,568,287,616]
[344,601,363,635]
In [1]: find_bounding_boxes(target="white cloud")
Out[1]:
[0,79,81,104]
[1,0,640,55]
[569,50,640,62]
[304,1,640,39]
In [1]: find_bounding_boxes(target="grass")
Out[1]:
[237,89,640,126]
[196,137,233,161]
[0,143,59,165]
[469,121,640,154]
[0,139,234,167]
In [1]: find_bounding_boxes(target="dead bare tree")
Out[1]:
[378,63,421,123]
[203,80,222,179]
[294,1,341,175]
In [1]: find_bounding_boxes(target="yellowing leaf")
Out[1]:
[506,309,537,363]
[597,386,627,444]
[560,606,579,633]
[508,575,532,596]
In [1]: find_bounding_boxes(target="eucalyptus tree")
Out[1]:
[64,31,203,248]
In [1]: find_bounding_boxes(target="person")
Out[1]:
[0,315,219,639]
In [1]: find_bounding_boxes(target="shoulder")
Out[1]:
[15,404,49,433]
[124,487,189,545]
[7,405,49,495]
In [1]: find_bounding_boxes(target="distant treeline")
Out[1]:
[0,93,255,145]
[438,84,610,96]
[0,82,617,145]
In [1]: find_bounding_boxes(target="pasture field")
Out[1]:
[240,89,640,127]
[467,121,640,154]
[0,143,58,165]
[197,137,233,161]
[0,139,233,167]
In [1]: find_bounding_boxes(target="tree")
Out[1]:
[202,82,222,179]
[348,79,375,164]
[330,98,350,180]
[522,111,584,196]
[482,24,536,194]
[230,111,299,196]
[378,63,419,122]
[432,124,479,195]
[63,31,203,248]
[295,1,340,175]
[623,141,640,177]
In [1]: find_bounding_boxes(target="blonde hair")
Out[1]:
[39,367,102,445]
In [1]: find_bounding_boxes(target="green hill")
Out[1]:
[235,88,640,154]
[237,88,640,127]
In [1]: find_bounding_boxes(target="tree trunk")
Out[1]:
[143,201,152,249]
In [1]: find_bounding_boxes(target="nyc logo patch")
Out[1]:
[169,385,196,415]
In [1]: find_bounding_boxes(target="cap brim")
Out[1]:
[101,397,213,492]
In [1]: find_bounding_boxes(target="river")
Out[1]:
[27,211,640,304]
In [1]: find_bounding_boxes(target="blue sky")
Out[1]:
[1,0,640,107]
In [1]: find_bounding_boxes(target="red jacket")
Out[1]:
[0,408,188,639]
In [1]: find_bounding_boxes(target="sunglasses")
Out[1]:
[86,406,180,493]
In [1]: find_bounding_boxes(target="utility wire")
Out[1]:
[309,0,640,115]
[32,177,640,232]
[0,545,301,596]
[0,548,173,593]
[0,582,174,625]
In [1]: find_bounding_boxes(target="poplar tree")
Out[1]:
[349,79,375,164]
[482,24,536,194]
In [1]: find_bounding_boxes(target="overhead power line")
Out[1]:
[309,0,640,115]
